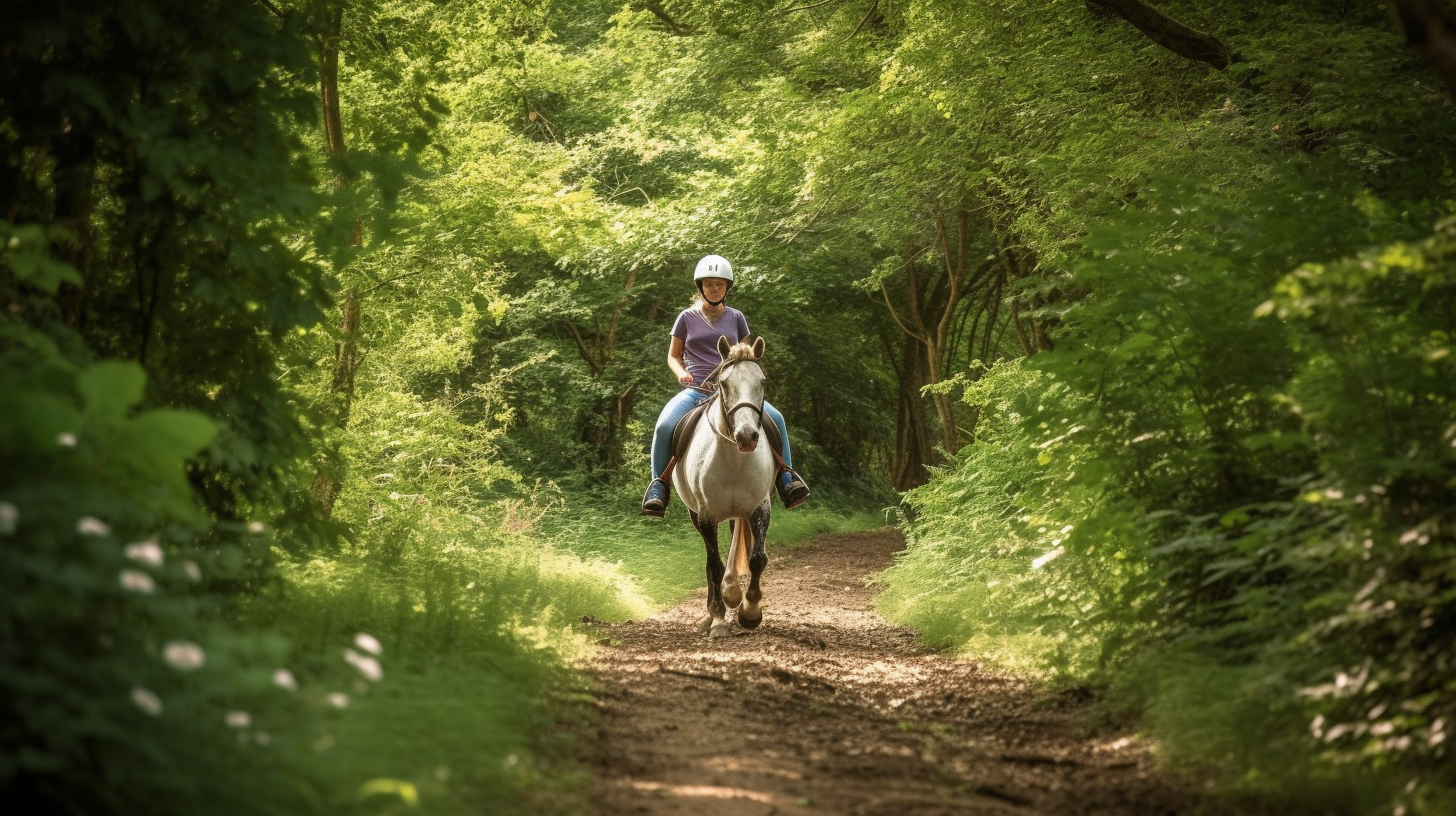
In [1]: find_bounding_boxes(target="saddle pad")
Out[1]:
[670,399,713,461]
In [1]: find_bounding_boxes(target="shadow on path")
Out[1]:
[586,529,1197,816]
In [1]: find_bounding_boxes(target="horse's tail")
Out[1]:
[731,517,751,579]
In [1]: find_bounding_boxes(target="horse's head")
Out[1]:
[715,335,767,453]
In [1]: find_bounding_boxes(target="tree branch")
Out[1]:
[783,0,843,13]
[564,321,602,377]
[841,0,880,42]
[879,280,927,344]
[633,1,698,36]
[1386,0,1456,98]
[604,269,638,365]
[1088,0,1235,70]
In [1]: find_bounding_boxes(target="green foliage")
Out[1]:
[868,3,1456,811]
[878,361,1113,676]
[17,0,1456,812]
[0,329,334,815]
[1,0,330,546]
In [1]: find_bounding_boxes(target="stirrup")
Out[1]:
[641,478,670,517]
[776,469,809,510]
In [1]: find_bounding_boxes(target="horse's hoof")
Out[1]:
[709,621,735,639]
[695,614,714,635]
[737,608,762,630]
[722,583,743,609]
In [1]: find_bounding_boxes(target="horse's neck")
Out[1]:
[703,397,734,445]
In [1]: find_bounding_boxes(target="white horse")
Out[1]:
[672,336,775,638]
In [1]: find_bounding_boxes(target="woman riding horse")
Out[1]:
[641,255,810,516]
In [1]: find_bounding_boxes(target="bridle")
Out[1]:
[702,356,766,442]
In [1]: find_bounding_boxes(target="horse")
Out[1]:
[672,336,775,638]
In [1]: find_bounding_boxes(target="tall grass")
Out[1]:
[541,484,886,608]
[236,474,881,815]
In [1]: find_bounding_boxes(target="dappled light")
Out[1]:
[5,1,1456,815]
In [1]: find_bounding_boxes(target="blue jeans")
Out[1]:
[651,388,792,478]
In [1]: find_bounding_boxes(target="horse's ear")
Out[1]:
[751,335,765,359]
[717,335,731,358]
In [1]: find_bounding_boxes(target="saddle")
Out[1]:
[662,393,785,482]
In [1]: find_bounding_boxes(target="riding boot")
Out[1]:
[775,469,810,510]
[641,478,670,517]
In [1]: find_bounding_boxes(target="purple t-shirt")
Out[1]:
[671,306,750,386]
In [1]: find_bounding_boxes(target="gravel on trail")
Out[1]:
[584,529,1201,816]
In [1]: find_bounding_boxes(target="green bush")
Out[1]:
[880,193,1456,811]
[0,326,338,815]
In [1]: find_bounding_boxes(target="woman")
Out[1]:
[641,254,810,516]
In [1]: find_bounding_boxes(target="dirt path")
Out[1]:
[584,530,1198,816]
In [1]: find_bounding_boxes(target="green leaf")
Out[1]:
[2,224,83,293]
[77,362,147,418]
[128,409,218,457]
[357,778,418,806]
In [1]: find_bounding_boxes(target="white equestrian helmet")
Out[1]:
[693,255,734,283]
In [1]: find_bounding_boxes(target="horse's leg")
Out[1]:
[721,519,744,610]
[737,500,771,630]
[692,511,732,638]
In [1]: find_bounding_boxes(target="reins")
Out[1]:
[658,352,786,484]
[704,357,770,448]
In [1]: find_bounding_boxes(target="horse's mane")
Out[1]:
[723,341,759,364]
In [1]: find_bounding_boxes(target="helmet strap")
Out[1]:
[697,281,730,307]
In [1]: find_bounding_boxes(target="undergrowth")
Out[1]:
[878,208,1456,815]
[542,483,886,607]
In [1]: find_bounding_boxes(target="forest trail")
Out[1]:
[585,530,1197,816]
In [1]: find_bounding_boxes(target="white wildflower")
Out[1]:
[326,692,350,709]
[247,521,266,534]
[225,711,251,729]
[272,668,298,691]
[119,569,156,594]
[343,648,383,682]
[162,640,205,671]
[130,686,163,717]
[353,632,382,656]
[77,516,110,537]
[181,560,202,581]
[0,501,16,535]
[125,540,164,568]
[56,432,77,448]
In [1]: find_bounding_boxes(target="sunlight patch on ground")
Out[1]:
[625,779,781,804]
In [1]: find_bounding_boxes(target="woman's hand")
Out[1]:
[678,373,694,385]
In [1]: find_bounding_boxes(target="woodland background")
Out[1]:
[4,1,1456,814]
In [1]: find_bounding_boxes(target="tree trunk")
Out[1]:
[320,5,347,163]
[53,129,97,328]
[1088,0,1236,69]
[879,214,972,464]
[312,2,360,517]
[892,333,935,491]
[1386,0,1456,98]
[567,269,645,473]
